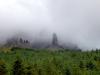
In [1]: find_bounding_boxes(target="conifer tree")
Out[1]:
[12,58,24,75]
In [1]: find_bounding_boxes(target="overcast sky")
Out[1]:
[0,0,100,49]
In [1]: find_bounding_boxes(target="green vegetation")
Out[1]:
[0,48,100,75]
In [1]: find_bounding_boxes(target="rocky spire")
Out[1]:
[52,33,58,46]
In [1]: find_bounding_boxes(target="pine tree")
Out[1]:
[12,58,24,75]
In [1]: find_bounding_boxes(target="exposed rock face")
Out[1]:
[46,33,64,50]
[30,33,63,49]
[3,33,79,50]
[32,41,50,49]
[52,33,58,46]
[46,33,79,50]
[4,37,31,48]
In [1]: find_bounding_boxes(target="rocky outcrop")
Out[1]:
[3,33,79,50]
[4,37,31,48]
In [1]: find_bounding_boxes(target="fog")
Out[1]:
[0,0,100,50]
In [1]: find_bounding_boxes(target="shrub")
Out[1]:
[94,56,100,61]
[0,60,7,75]
[79,61,85,69]
[25,65,34,75]
[65,68,71,75]
[86,61,95,70]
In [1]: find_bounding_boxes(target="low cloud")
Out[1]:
[0,0,100,50]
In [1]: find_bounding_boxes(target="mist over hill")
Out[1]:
[2,33,79,50]
[0,0,100,50]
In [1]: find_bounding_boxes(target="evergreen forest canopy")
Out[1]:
[0,48,100,75]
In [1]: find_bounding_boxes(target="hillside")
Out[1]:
[0,48,100,75]
[2,33,79,50]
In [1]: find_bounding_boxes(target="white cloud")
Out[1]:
[0,0,100,49]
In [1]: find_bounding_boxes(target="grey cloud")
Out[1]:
[0,0,100,50]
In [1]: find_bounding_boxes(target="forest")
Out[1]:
[0,47,100,75]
